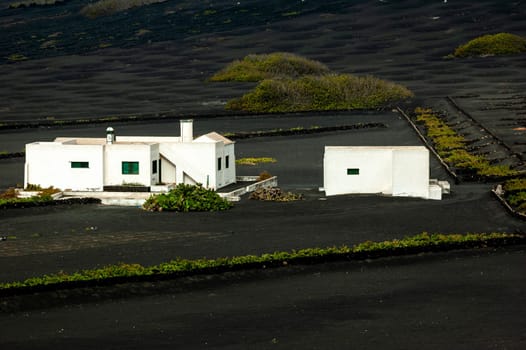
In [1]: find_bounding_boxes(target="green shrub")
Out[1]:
[452,33,526,58]
[210,52,330,82]
[227,75,413,113]
[142,184,232,212]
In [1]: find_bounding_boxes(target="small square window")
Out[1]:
[71,161,89,168]
[347,168,360,175]
[122,161,139,175]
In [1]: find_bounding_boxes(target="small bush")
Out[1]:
[452,33,526,58]
[249,187,303,202]
[142,184,232,212]
[227,75,413,113]
[210,52,330,82]
[0,188,18,199]
[257,171,273,181]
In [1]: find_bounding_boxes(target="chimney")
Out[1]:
[180,119,193,142]
[106,126,115,144]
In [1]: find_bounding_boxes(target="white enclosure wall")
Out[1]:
[25,142,104,191]
[104,143,157,186]
[324,147,393,196]
[391,147,429,198]
[324,146,430,198]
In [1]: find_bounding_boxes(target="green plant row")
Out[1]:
[503,178,526,214]
[227,75,413,113]
[0,195,54,209]
[451,33,526,58]
[1,232,523,292]
[414,107,517,178]
[142,183,233,212]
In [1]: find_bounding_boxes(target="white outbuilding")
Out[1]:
[24,120,236,191]
[323,146,446,200]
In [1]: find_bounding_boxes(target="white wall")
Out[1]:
[25,142,104,191]
[324,146,430,198]
[324,147,392,196]
[160,142,216,188]
[392,147,429,198]
[214,142,236,189]
[104,143,157,186]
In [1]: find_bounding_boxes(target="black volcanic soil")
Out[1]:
[0,0,525,121]
[1,1,526,348]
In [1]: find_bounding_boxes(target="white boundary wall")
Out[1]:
[324,146,430,199]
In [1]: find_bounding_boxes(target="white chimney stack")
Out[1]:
[106,126,115,144]
[180,119,193,142]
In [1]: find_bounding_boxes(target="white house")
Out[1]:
[323,146,446,200]
[24,120,236,191]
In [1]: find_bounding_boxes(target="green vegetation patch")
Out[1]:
[227,75,413,113]
[0,185,61,209]
[80,0,167,19]
[415,107,517,178]
[210,52,330,82]
[236,157,277,166]
[6,53,28,62]
[1,232,522,293]
[452,33,526,58]
[142,183,233,212]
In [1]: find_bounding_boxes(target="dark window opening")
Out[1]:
[225,155,230,169]
[217,157,222,171]
[152,160,157,174]
[347,168,360,175]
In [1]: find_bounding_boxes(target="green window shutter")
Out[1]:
[347,168,360,175]
[71,161,89,168]
[122,161,139,175]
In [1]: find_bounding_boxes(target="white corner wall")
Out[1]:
[25,142,104,191]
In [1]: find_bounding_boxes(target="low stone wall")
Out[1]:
[219,176,278,201]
